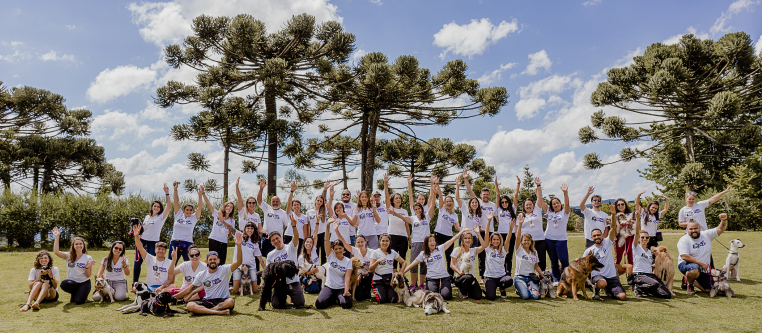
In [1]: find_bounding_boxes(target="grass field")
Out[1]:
[2,231,761,332]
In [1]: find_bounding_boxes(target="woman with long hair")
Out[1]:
[134,183,172,284]
[405,174,436,291]
[609,197,633,265]
[538,182,571,284]
[627,207,672,298]
[231,221,264,295]
[21,251,60,311]
[52,227,94,305]
[327,184,354,257]
[315,219,354,309]
[494,175,519,276]
[513,214,542,300]
[299,229,322,294]
[202,190,236,265]
[309,181,330,264]
[678,186,731,230]
[93,241,130,302]
[351,190,381,249]
[482,216,514,300]
[170,182,204,262]
[450,224,487,300]
[635,190,669,248]
[384,173,410,270]
[434,179,461,276]
[518,177,547,272]
[370,233,408,303]
[167,245,207,303]
[401,228,467,300]
[348,234,374,301]
[236,177,263,238]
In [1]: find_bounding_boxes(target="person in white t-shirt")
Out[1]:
[22,251,60,311]
[202,191,236,264]
[402,228,467,301]
[166,245,208,303]
[132,225,175,292]
[351,190,381,249]
[285,181,311,254]
[257,178,289,258]
[516,176,547,273]
[299,227,322,294]
[405,174,436,292]
[262,215,306,310]
[462,169,494,283]
[186,232,243,315]
[309,182,330,264]
[539,182,571,285]
[372,190,389,238]
[493,175,520,275]
[327,185,355,257]
[635,190,669,248]
[583,213,626,300]
[170,182,204,262]
[450,223,487,300]
[236,177,263,234]
[579,186,610,248]
[370,233,408,303]
[433,180,461,276]
[482,215,514,300]
[92,241,130,302]
[609,197,634,266]
[231,222,264,295]
[678,186,732,231]
[315,219,354,309]
[513,214,544,300]
[627,208,671,298]
[52,227,94,305]
[384,173,411,270]
[134,183,172,284]
[678,214,729,295]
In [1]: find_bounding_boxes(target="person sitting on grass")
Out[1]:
[132,225,174,292]
[185,232,243,316]
[315,219,354,309]
[627,206,671,298]
[299,222,322,294]
[21,251,60,311]
[264,215,306,309]
[231,221,264,295]
[401,228,468,300]
[166,245,207,303]
[52,227,94,305]
[678,214,729,295]
[513,214,544,300]
[92,241,130,302]
[583,213,626,301]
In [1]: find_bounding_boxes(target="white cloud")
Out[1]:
[352,49,367,63]
[756,35,762,55]
[433,18,519,59]
[521,50,552,75]
[477,62,517,85]
[710,0,759,36]
[582,0,601,6]
[86,64,157,103]
[369,0,383,5]
[1,41,29,63]
[514,74,573,119]
[91,110,162,140]
[662,26,710,45]
[127,0,342,47]
[39,50,76,62]
[547,151,585,175]
[65,24,76,30]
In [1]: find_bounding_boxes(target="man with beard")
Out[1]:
[677,214,728,295]
[257,179,288,258]
[337,188,358,246]
[579,186,610,248]
[186,232,243,315]
[583,212,626,300]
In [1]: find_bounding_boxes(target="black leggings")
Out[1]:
[315,287,352,309]
[501,233,516,275]
[484,276,514,300]
[208,238,228,265]
[316,232,327,265]
[426,277,453,300]
[372,275,396,304]
[627,273,671,299]
[534,240,547,271]
[435,232,454,276]
[454,274,483,300]
[60,279,91,305]
[389,234,408,269]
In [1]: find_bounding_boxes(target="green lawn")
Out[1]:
[2,231,761,332]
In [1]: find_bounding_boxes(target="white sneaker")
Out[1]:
[553,282,559,287]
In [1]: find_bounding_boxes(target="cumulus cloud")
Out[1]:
[521,50,552,76]
[477,62,517,85]
[91,109,162,140]
[0,41,30,63]
[352,49,367,63]
[710,0,759,36]
[65,24,76,30]
[86,64,158,103]
[662,26,710,45]
[582,0,602,6]
[369,0,383,5]
[756,34,762,55]
[514,74,573,120]
[39,50,76,62]
[433,18,519,59]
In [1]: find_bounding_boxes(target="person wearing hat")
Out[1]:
[263,215,306,309]
[372,190,389,237]
[186,232,244,315]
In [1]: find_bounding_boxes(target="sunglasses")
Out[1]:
[592,199,601,202]
[640,236,650,239]
[617,203,626,206]
[114,247,124,251]
[247,202,256,205]
[189,253,201,258]
[342,194,350,196]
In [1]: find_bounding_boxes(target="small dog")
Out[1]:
[124,291,186,317]
[406,289,427,307]
[539,270,556,299]
[257,261,299,311]
[724,239,744,282]
[95,277,115,303]
[34,266,54,286]
[455,251,474,279]
[615,213,633,247]
[422,291,450,315]
[710,268,734,298]
[557,252,604,301]
[240,264,254,296]
[651,246,675,296]
[391,272,410,304]
[349,257,365,301]
[298,261,327,288]
[117,282,154,313]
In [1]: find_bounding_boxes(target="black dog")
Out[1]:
[124,291,186,317]
[128,217,144,237]
[257,261,299,311]
[116,282,155,313]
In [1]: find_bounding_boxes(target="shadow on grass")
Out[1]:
[734,279,760,286]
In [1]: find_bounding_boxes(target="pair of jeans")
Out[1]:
[545,239,569,282]
[168,240,193,262]
[91,279,128,301]
[514,276,540,300]
[133,239,156,284]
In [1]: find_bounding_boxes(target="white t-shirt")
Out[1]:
[260,202,287,235]
[410,214,429,243]
[101,256,126,281]
[336,200,357,235]
[234,237,262,269]
[460,203,482,236]
[583,208,609,240]
[307,209,325,235]
[266,240,299,284]
[677,228,719,265]
[142,214,166,242]
[371,249,399,280]
[641,213,659,237]
[28,266,61,291]
[285,212,309,239]
[144,254,171,286]
[172,211,198,242]
[176,261,207,289]
[329,218,352,244]
[514,247,539,277]
[374,203,389,235]
[544,208,569,241]
[209,209,234,243]
[387,207,409,237]
[583,238,616,279]
[521,204,544,241]
[632,244,653,274]
[451,247,477,276]
[298,246,319,266]
[484,247,508,278]
[496,205,517,234]
[352,247,373,268]
[64,253,93,283]
[325,252,352,290]
[354,207,378,236]
[193,264,232,299]
[238,208,262,231]
[679,200,710,230]
[416,244,448,279]
[479,200,497,231]
[435,209,459,236]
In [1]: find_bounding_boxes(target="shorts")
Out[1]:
[591,275,625,296]
[678,262,712,290]
[193,297,234,311]
[41,289,59,303]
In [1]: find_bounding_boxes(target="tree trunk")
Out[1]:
[684,118,696,163]
[361,110,380,192]
[223,144,230,202]
[410,158,416,193]
[264,84,278,196]
[33,167,39,192]
[342,156,348,190]
[359,115,368,191]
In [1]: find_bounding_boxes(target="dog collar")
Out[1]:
[729,251,738,255]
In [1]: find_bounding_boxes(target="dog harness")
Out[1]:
[728,252,739,266]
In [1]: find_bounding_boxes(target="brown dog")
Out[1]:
[557,252,604,301]
[651,246,675,296]
[349,257,365,300]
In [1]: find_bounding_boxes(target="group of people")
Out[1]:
[20,171,735,313]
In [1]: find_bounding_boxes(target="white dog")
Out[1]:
[723,239,745,282]
[116,282,153,313]
[423,291,450,315]
[455,251,474,279]
[94,277,115,303]
[298,261,327,288]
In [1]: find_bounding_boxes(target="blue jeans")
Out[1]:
[545,239,569,282]
[514,276,540,300]
[679,262,701,274]
[168,240,193,262]
[133,239,156,283]
[350,235,356,246]
[301,277,322,294]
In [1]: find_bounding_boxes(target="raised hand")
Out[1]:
[487,212,494,221]
[85,260,94,269]
[407,174,413,184]
[198,184,204,196]
[638,190,646,196]
[455,176,461,187]
[235,232,243,245]
[534,177,542,186]
[587,186,595,195]
[323,179,331,190]
[52,227,61,238]
[494,175,498,185]
[474,225,481,233]
[132,224,142,236]
[462,169,469,178]
[173,181,179,190]
[235,177,240,188]
[723,186,732,193]
[609,204,616,214]
[163,183,169,194]
[259,178,266,189]
[290,215,298,227]
[516,175,521,185]
[719,213,728,220]
[355,190,360,199]
[661,194,668,200]
[560,183,568,192]
[383,172,390,183]
[432,176,439,185]
[217,210,224,221]
[291,180,297,193]
[171,247,178,260]
[122,258,130,268]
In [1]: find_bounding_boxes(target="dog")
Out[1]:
[422,291,450,315]
[128,217,144,237]
[391,272,411,304]
[117,282,155,313]
[615,213,634,247]
[123,291,186,317]
[257,261,299,311]
[651,246,675,296]
[33,266,54,286]
[406,289,427,307]
[298,261,327,288]
[724,239,744,282]
[557,252,605,301]
[710,268,734,298]
[240,264,254,296]
[94,277,116,303]
[539,270,556,299]
[349,257,365,301]
[454,251,474,279]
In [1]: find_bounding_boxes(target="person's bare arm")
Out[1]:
[51,227,66,260]
[132,225,148,259]
[230,233,244,272]
[463,169,476,199]
[257,178,266,209]
[580,186,594,213]
[443,228,466,251]
[493,176,501,208]
[514,214,524,250]
[475,223,488,254]
[660,195,669,216]
[513,175,520,208]
[195,185,204,219]
[163,183,172,219]
[407,174,416,210]
[455,176,463,207]
[168,246,181,276]
[96,260,106,279]
[383,173,391,208]
[372,200,381,224]
[173,181,180,214]
[708,186,732,205]
[561,183,570,214]
[286,181,295,215]
[607,211,617,241]
[235,177,244,212]
[201,190,215,212]
[716,213,729,235]
[427,176,437,214]
[535,177,548,211]
[635,190,645,212]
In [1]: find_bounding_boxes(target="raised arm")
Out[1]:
[201,190,215,212]
[437,182,445,209]
[256,178,266,210]
[443,228,466,251]
[230,232,243,272]
[580,186,594,212]
[235,177,244,212]
[535,177,548,211]
[407,174,416,210]
[333,219,353,253]
[634,206,642,237]
[195,185,204,219]
[463,169,476,199]
[493,176,501,208]
[288,215,299,249]
[561,183,570,214]
[372,200,381,224]
[708,186,732,205]
[607,210,617,241]
[162,183,172,219]
[513,175,520,208]
[660,194,669,216]
[454,176,463,208]
[327,181,337,217]
[168,246,181,276]
[475,222,489,254]
[717,213,729,235]
[324,218,334,254]
[172,181,180,214]
[514,214,524,250]
[132,225,148,259]
[286,181,296,215]
[383,172,391,208]
[389,208,411,224]
[504,217,515,252]
[51,227,67,259]
[427,176,437,214]
[635,190,645,212]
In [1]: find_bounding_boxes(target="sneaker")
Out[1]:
[681,276,687,290]
[633,289,643,297]
[419,284,425,291]
[409,285,417,293]
[458,288,468,299]
[552,281,559,288]
[500,290,507,298]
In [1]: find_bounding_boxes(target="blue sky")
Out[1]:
[1,0,761,202]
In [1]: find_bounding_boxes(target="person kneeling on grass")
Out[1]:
[22,251,60,311]
[315,219,354,309]
[185,232,243,315]
[513,214,545,300]
[583,213,627,301]
[678,214,728,295]
[627,206,671,298]
[132,225,174,292]
[92,241,130,302]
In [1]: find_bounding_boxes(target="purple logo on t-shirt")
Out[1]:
[692,240,707,249]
